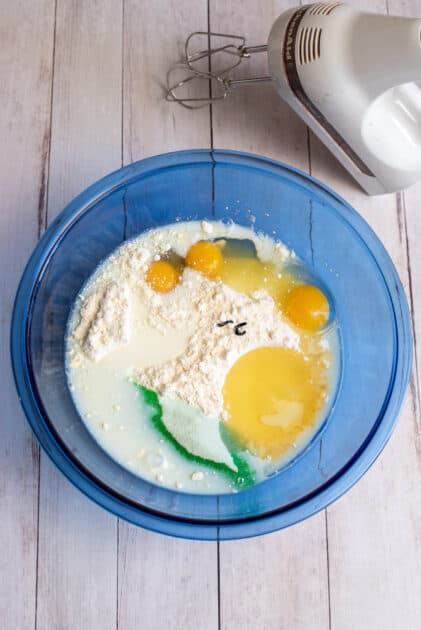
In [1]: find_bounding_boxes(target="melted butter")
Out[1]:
[223,346,329,460]
[219,255,297,303]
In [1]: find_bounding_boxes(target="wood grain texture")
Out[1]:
[309,1,421,628]
[118,527,218,630]
[210,2,329,629]
[118,3,218,630]
[3,1,421,628]
[219,514,329,630]
[123,0,211,163]
[0,2,55,628]
[210,0,309,167]
[36,2,122,628]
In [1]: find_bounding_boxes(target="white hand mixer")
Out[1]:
[166,2,421,195]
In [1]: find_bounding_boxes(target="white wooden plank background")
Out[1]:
[0,3,55,628]
[1,1,421,629]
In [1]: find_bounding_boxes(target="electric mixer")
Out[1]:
[166,2,421,195]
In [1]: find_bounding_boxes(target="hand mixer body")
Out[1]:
[268,3,421,194]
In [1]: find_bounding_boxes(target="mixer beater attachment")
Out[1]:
[166,31,271,109]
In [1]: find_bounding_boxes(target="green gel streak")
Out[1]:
[134,383,255,489]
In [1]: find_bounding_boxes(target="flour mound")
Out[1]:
[73,281,130,362]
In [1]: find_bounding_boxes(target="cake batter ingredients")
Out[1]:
[66,220,338,493]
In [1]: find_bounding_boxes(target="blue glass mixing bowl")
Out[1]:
[11,150,412,540]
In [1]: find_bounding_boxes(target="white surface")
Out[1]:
[1,0,421,629]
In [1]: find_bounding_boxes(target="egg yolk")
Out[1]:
[223,346,328,460]
[185,241,223,278]
[145,260,179,293]
[284,284,329,331]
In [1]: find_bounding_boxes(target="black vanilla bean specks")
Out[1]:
[216,320,247,336]
[234,322,247,336]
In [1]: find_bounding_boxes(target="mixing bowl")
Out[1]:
[11,150,412,540]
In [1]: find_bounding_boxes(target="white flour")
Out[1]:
[72,281,130,362]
